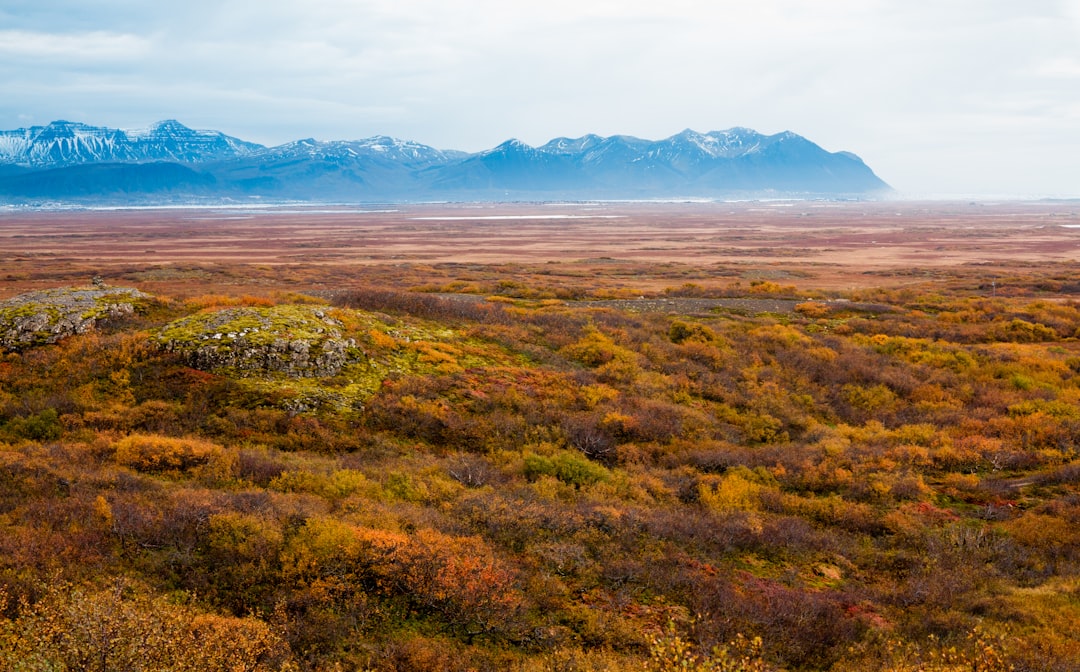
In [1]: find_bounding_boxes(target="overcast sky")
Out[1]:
[2,0,1078,197]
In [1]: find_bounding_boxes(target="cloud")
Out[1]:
[0,0,1078,195]
[0,30,150,61]
[1033,57,1080,78]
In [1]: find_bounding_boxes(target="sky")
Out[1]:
[1,0,1078,198]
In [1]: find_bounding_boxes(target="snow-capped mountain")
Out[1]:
[0,120,891,202]
[250,136,464,166]
[423,129,887,197]
[0,120,263,168]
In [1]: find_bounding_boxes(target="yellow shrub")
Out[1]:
[114,433,232,479]
[842,384,897,413]
[581,383,620,408]
[698,467,775,512]
[561,329,633,368]
[268,468,376,500]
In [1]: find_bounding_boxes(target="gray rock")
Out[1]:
[0,285,150,351]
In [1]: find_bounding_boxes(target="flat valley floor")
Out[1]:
[2,200,1079,297]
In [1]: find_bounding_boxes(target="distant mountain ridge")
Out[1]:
[0,120,891,202]
[0,120,262,168]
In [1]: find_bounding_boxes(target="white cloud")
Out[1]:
[1033,57,1080,78]
[0,30,150,61]
[0,1,1078,195]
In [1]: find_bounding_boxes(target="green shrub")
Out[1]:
[523,449,610,488]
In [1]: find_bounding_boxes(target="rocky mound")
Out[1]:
[0,285,150,351]
[158,305,358,378]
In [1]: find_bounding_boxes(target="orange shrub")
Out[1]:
[182,293,277,309]
[114,433,233,479]
[794,301,831,319]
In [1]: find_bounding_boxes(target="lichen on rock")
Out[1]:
[0,285,151,352]
[158,305,359,378]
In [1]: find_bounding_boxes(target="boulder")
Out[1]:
[158,305,358,378]
[0,285,150,351]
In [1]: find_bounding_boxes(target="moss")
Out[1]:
[238,377,377,414]
[0,302,55,321]
[158,305,345,347]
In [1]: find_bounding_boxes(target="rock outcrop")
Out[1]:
[0,285,150,351]
[158,305,358,378]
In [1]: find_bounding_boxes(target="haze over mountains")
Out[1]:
[0,120,891,203]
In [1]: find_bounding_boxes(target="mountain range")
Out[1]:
[0,120,891,203]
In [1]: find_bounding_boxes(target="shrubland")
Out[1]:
[3,264,1080,671]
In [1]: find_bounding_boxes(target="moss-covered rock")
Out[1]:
[0,285,151,352]
[158,305,359,378]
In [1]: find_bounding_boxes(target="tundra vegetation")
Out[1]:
[3,261,1080,671]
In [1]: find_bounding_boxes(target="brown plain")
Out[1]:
[2,200,1078,298]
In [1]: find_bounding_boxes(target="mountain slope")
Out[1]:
[424,139,587,193]
[0,162,216,199]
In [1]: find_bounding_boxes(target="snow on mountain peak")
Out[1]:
[482,139,535,156]
[539,134,605,155]
[126,119,194,139]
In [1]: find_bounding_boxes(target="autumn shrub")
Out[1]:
[561,328,637,370]
[182,293,278,310]
[362,632,530,672]
[236,447,288,485]
[991,318,1059,343]
[174,511,285,615]
[114,433,233,480]
[794,301,831,319]
[268,468,374,500]
[364,385,486,451]
[1,407,62,441]
[606,399,686,444]
[121,399,185,434]
[1005,512,1080,570]
[697,466,776,512]
[669,320,720,345]
[694,576,863,669]
[524,449,611,488]
[333,286,513,325]
[446,453,497,488]
[1038,461,1080,486]
[747,280,797,296]
[561,413,618,462]
[648,620,772,672]
[735,411,789,445]
[281,519,525,641]
[778,492,883,534]
[396,529,525,639]
[0,580,291,671]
